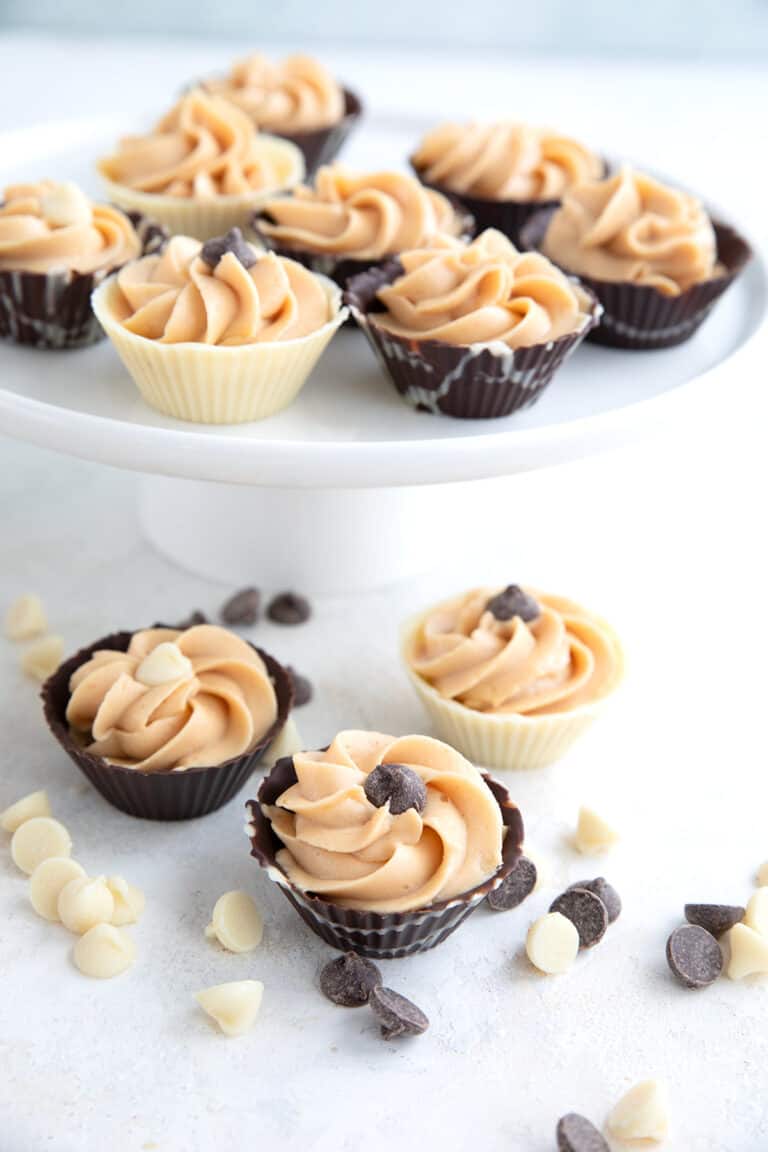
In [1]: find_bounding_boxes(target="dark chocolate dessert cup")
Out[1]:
[344,260,601,419]
[247,756,524,959]
[0,210,167,351]
[278,88,363,176]
[520,208,752,350]
[42,628,293,821]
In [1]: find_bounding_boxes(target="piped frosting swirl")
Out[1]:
[205,53,345,133]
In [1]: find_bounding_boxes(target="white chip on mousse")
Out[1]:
[10,816,72,874]
[29,857,86,921]
[196,980,264,1036]
[205,890,263,953]
[0,789,51,833]
[135,641,193,687]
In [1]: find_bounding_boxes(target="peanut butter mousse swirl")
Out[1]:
[111,233,331,344]
[259,166,463,260]
[66,625,277,771]
[0,180,140,274]
[264,730,503,913]
[542,167,720,296]
[373,229,593,347]
[99,89,300,199]
[412,122,602,201]
[410,587,622,715]
[206,53,344,133]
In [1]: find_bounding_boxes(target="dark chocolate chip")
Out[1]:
[267,592,311,625]
[684,903,745,939]
[174,609,207,629]
[220,586,260,626]
[287,666,313,707]
[666,924,723,989]
[369,986,429,1040]
[485,584,540,623]
[200,227,257,270]
[364,763,427,815]
[319,952,382,1007]
[487,855,537,911]
[550,888,608,949]
[569,877,622,924]
[557,1113,610,1152]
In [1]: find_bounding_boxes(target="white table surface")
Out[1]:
[1,35,767,1152]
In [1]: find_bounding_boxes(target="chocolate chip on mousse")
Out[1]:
[286,666,313,707]
[267,592,312,625]
[549,888,609,949]
[487,855,537,911]
[364,763,427,815]
[684,903,745,938]
[320,952,382,1008]
[568,877,622,924]
[666,924,723,989]
[200,227,257,270]
[220,586,261,627]
[485,584,540,623]
[556,1113,610,1152]
[370,986,429,1040]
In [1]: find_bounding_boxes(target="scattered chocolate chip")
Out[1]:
[174,609,207,629]
[287,666,313,707]
[666,924,723,989]
[487,855,537,911]
[200,227,257,270]
[267,592,311,625]
[485,584,540,623]
[220,586,260,627]
[364,763,427,815]
[550,888,608,949]
[319,952,382,1007]
[569,877,622,924]
[684,903,745,939]
[370,986,429,1040]
[557,1113,610,1152]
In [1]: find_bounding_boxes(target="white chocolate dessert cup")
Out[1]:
[92,274,346,424]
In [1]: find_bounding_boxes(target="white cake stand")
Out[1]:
[1,118,766,590]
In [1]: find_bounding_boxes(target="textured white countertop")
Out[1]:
[1,35,767,1152]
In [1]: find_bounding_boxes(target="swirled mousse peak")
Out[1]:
[542,167,720,296]
[408,587,623,716]
[263,730,503,913]
[0,180,140,275]
[109,233,333,345]
[66,625,277,772]
[372,229,593,348]
[258,165,464,260]
[98,89,303,200]
[412,122,603,202]
[205,53,345,133]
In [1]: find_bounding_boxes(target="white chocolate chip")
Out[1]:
[73,923,136,979]
[39,181,92,228]
[195,980,264,1036]
[757,861,768,887]
[136,641,193,687]
[106,876,145,926]
[525,912,579,974]
[261,716,303,763]
[725,922,768,979]
[10,816,72,874]
[1,789,51,833]
[743,888,768,937]
[607,1079,670,1144]
[5,594,47,641]
[58,875,115,935]
[574,806,620,855]
[20,635,64,681]
[206,890,263,953]
[29,856,86,921]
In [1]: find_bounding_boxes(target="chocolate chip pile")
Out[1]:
[666,884,768,987]
[319,951,429,1040]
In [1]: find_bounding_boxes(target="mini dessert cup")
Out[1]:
[92,273,346,424]
[345,260,601,419]
[42,630,293,821]
[279,87,363,176]
[247,756,524,959]
[521,209,752,350]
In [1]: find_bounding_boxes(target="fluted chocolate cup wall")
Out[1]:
[247,757,524,959]
[0,211,168,351]
[344,260,601,419]
[520,208,752,350]
[42,629,293,821]
[277,88,363,176]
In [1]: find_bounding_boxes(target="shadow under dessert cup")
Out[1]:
[247,730,524,958]
[42,623,293,821]
[345,229,601,419]
[202,53,362,175]
[0,179,166,349]
[402,585,624,771]
[92,229,346,424]
[410,121,604,247]
[97,89,305,242]
[522,165,752,349]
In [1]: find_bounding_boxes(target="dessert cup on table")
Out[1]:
[247,730,524,958]
[402,585,624,771]
[42,623,294,821]
[345,228,601,419]
[521,166,752,349]
[92,229,347,424]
